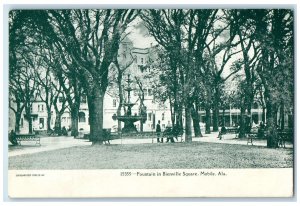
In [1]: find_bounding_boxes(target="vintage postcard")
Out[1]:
[7,8,294,198]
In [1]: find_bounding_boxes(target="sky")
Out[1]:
[127,18,156,48]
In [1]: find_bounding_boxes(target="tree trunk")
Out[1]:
[174,103,179,126]
[54,112,62,134]
[28,116,33,134]
[25,106,33,134]
[191,104,202,137]
[117,105,122,132]
[185,106,192,142]
[138,103,145,132]
[222,108,225,126]
[266,101,279,148]
[117,72,123,132]
[213,85,220,131]
[15,112,21,133]
[88,88,105,144]
[47,107,52,132]
[205,107,211,134]
[262,107,266,123]
[71,107,79,137]
[212,106,219,131]
[192,117,201,137]
[170,99,175,127]
[280,102,285,130]
[238,107,246,138]
[140,120,143,132]
[176,104,183,129]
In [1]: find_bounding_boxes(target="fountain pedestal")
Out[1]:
[113,75,147,133]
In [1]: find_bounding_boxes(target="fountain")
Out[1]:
[112,74,146,133]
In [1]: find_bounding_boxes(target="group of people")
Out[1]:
[220,120,266,139]
[156,120,182,143]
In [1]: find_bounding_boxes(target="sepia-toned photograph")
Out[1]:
[7,8,294,198]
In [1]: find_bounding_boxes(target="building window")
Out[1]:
[162,113,165,121]
[148,89,152,96]
[79,112,86,123]
[38,104,44,112]
[148,113,152,121]
[62,117,66,122]
[39,118,44,129]
[113,99,117,107]
[141,58,144,64]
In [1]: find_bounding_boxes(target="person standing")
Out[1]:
[156,120,162,143]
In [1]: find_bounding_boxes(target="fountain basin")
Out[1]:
[116,115,147,133]
[116,116,146,122]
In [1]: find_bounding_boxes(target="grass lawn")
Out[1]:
[9,142,293,169]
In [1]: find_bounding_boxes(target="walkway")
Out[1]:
[8,136,90,157]
[8,131,293,157]
[193,132,293,148]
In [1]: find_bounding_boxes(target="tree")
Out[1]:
[49,48,82,137]
[9,10,38,133]
[141,10,189,139]
[142,9,221,141]
[52,81,69,135]
[9,37,40,134]
[151,46,184,131]
[35,64,55,132]
[41,10,138,144]
[108,39,135,132]
[253,9,294,148]
[33,40,82,137]
[10,64,37,134]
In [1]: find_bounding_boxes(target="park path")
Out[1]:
[8,136,90,157]
[9,131,293,157]
[193,132,293,148]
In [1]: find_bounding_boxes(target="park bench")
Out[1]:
[119,131,155,139]
[218,127,239,140]
[245,132,257,145]
[156,127,183,143]
[277,130,293,148]
[84,129,113,144]
[14,133,41,146]
[226,128,239,138]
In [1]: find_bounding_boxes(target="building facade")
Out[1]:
[9,39,292,135]
[9,40,173,134]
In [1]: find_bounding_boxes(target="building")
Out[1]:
[9,39,173,134]
[9,39,292,135]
